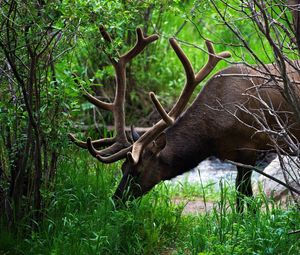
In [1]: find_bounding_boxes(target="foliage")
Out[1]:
[1,154,299,255]
[0,0,79,225]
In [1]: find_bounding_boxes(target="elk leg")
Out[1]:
[235,167,244,213]
[243,168,254,212]
[236,167,253,213]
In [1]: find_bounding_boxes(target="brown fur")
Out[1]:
[114,63,300,211]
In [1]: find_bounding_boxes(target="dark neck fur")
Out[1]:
[159,113,215,179]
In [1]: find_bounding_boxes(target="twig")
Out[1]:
[173,0,201,37]
[288,229,300,235]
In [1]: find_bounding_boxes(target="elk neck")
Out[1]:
[158,106,216,180]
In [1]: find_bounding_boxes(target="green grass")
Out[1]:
[1,151,299,255]
[167,178,223,202]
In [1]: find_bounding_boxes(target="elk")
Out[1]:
[69,25,300,212]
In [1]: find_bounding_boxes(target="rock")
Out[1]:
[170,157,237,187]
[254,156,300,201]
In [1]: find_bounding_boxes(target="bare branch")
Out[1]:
[226,160,300,195]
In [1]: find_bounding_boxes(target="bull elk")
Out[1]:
[69,25,300,212]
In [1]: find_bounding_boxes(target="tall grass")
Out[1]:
[175,184,300,255]
[1,151,299,255]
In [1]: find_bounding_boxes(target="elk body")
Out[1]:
[69,26,300,212]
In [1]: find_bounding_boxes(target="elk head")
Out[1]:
[69,26,231,203]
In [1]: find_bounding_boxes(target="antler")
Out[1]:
[69,26,159,162]
[127,39,231,164]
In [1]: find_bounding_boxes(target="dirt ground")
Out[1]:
[171,197,215,215]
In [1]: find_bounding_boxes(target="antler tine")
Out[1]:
[68,133,115,149]
[99,25,113,43]
[195,40,231,83]
[147,38,197,124]
[86,137,124,157]
[83,93,113,111]
[150,38,195,125]
[69,74,114,149]
[146,38,195,128]
[99,25,119,65]
[96,146,132,163]
[86,137,99,157]
[122,28,159,63]
[72,73,113,111]
[169,38,195,82]
[169,39,231,119]
[128,38,231,165]
[149,92,174,126]
[86,137,132,163]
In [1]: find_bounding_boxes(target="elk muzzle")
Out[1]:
[112,172,144,205]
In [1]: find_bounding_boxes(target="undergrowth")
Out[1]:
[1,152,299,255]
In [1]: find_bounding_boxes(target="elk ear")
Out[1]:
[131,125,140,142]
[152,132,166,153]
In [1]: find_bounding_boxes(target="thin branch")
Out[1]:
[226,159,300,195]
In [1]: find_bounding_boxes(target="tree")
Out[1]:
[0,0,77,227]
